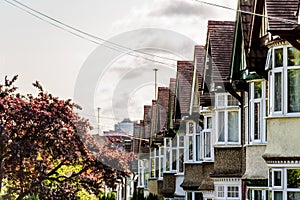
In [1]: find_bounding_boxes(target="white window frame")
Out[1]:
[150,148,156,178]
[177,134,185,174]
[269,45,300,116]
[269,167,300,199]
[138,159,145,188]
[164,138,172,172]
[158,146,164,179]
[150,147,164,179]
[214,180,241,200]
[202,115,213,161]
[185,121,201,163]
[249,80,267,144]
[215,93,241,145]
[272,168,283,189]
[246,187,268,200]
[185,191,203,200]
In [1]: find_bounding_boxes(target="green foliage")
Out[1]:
[99,192,116,200]
[131,190,159,200]
[25,194,39,200]
[145,193,159,200]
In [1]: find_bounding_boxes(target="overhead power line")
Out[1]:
[193,0,298,24]
[4,0,178,68]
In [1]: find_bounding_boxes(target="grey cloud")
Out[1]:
[148,0,217,17]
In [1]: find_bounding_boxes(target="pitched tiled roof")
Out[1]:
[151,100,158,134]
[194,45,205,91]
[176,61,193,114]
[239,0,254,49]
[169,78,176,114]
[143,105,151,139]
[133,122,141,153]
[266,0,298,31]
[157,87,169,131]
[208,21,235,83]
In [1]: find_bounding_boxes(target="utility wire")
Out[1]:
[4,0,179,65]
[193,0,298,24]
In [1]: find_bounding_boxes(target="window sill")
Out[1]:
[214,144,242,148]
[245,143,267,147]
[163,171,177,174]
[266,114,300,119]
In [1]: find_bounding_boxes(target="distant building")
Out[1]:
[115,118,134,136]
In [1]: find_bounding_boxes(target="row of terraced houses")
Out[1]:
[129,0,300,199]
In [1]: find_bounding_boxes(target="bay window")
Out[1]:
[268,45,300,115]
[215,93,240,145]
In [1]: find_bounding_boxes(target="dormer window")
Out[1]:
[268,45,300,115]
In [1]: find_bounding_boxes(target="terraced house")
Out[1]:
[132,0,300,199]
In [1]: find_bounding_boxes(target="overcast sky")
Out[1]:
[0,0,237,133]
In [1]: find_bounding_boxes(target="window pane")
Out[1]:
[269,168,272,187]
[274,171,282,187]
[254,82,262,98]
[196,134,201,161]
[288,192,300,200]
[218,95,225,107]
[151,150,155,177]
[204,132,211,158]
[288,47,300,66]
[254,102,261,140]
[274,191,283,200]
[274,72,282,111]
[228,186,239,197]
[187,192,192,200]
[160,157,163,177]
[179,149,184,172]
[228,111,239,142]
[189,122,194,133]
[288,69,300,112]
[218,112,225,142]
[172,149,177,170]
[166,147,170,171]
[196,123,202,133]
[155,156,159,177]
[254,190,262,200]
[179,136,184,147]
[217,186,225,197]
[228,95,239,106]
[207,117,212,129]
[195,193,203,200]
[188,135,193,160]
[275,48,283,67]
[287,169,300,188]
